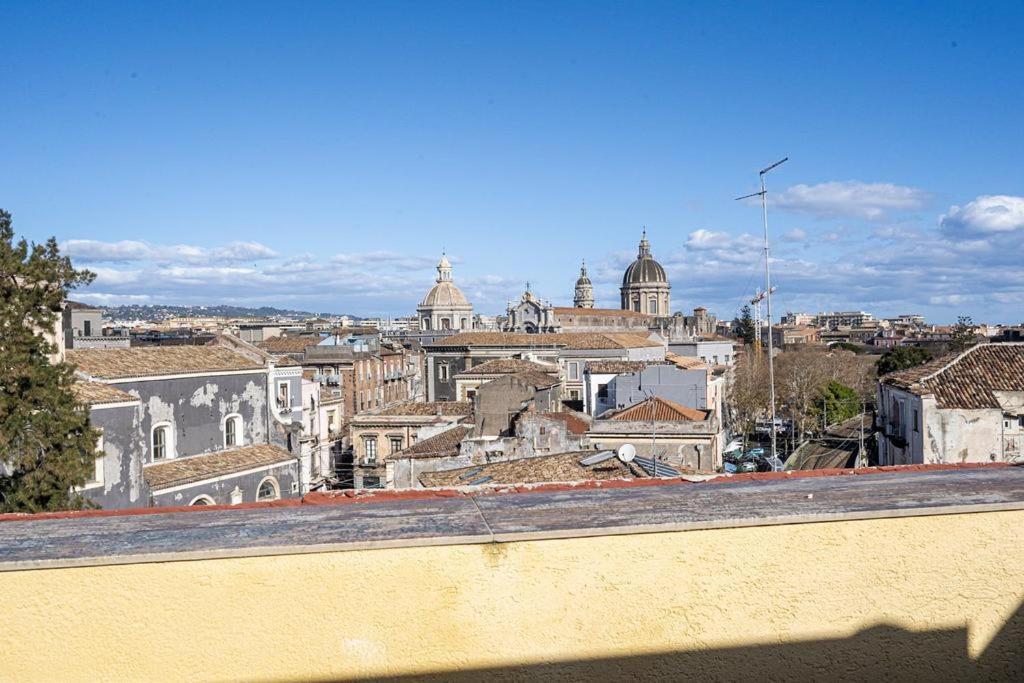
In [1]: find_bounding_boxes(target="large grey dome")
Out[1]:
[420,280,470,308]
[622,233,668,286]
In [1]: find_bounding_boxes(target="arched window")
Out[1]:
[648,297,658,314]
[441,318,451,330]
[632,298,641,312]
[223,413,243,448]
[151,422,174,460]
[422,318,431,330]
[460,318,468,329]
[257,476,280,502]
[189,495,215,506]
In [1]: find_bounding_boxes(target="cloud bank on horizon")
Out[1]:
[60,186,1024,324]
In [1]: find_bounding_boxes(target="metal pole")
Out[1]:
[760,171,779,469]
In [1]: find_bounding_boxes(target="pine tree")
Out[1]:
[736,305,756,345]
[949,315,977,353]
[0,209,98,512]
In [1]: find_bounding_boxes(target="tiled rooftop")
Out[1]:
[538,411,590,435]
[377,401,473,416]
[420,450,642,487]
[68,347,264,380]
[881,343,1024,409]
[257,336,319,354]
[143,444,294,491]
[71,381,138,406]
[395,425,471,459]
[586,360,652,374]
[608,396,709,422]
[430,332,662,350]
[550,307,653,318]
[458,358,556,376]
[665,353,708,370]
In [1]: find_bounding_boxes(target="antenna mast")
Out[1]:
[736,156,788,470]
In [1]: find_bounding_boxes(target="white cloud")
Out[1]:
[63,239,151,262]
[781,228,807,242]
[62,239,278,264]
[331,251,437,270]
[940,195,1024,236]
[774,181,929,220]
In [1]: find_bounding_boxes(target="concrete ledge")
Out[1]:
[1,465,1023,572]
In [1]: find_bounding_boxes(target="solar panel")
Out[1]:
[579,451,616,466]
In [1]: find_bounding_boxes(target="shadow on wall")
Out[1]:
[343,600,1024,682]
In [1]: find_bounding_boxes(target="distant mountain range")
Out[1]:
[101,304,347,321]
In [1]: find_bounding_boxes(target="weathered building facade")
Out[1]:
[877,343,1024,465]
[69,347,302,508]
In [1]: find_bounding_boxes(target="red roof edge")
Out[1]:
[0,462,1015,523]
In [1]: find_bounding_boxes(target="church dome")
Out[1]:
[622,232,668,286]
[420,280,470,308]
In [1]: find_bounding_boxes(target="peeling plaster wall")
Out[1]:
[1,511,1021,680]
[927,408,1003,464]
[113,372,271,463]
[83,404,145,509]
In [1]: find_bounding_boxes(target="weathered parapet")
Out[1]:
[1,465,1022,680]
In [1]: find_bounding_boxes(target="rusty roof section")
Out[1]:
[608,396,709,422]
[419,450,643,487]
[257,336,319,354]
[881,343,1024,409]
[538,411,591,435]
[68,347,263,380]
[430,332,661,350]
[143,444,294,491]
[71,381,138,406]
[458,358,557,376]
[377,401,473,416]
[395,425,471,460]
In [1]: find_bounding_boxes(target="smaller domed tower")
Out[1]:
[573,261,595,308]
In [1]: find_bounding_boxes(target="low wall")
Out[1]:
[1,509,1022,680]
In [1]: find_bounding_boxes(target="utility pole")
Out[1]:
[737,157,788,470]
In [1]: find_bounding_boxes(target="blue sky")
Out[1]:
[2,1,1023,322]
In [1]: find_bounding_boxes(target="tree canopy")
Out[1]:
[735,305,756,345]
[876,346,932,376]
[0,209,98,512]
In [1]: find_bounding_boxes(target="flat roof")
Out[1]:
[0,466,1021,571]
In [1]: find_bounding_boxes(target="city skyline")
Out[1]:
[3,1,1023,322]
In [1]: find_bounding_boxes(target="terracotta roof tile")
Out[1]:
[458,358,557,376]
[71,381,138,406]
[881,343,1024,409]
[665,353,708,370]
[377,401,473,416]
[143,444,294,491]
[257,336,319,354]
[586,360,651,374]
[539,411,590,435]
[419,450,643,487]
[395,425,470,459]
[608,396,709,422]
[511,370,561,388]
[68,347,263,380]
[430,332,661,350]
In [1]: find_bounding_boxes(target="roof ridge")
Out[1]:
[918,342,989,384]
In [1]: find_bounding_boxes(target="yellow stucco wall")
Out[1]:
[1,510,1022,681]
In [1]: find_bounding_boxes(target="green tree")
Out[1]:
[0,209,98,512]
[949,315,977,353]
[735,305,756,345]
[876,346,932,376]
[815,381,860,429]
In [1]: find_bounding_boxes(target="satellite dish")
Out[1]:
[616,444,636,463]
